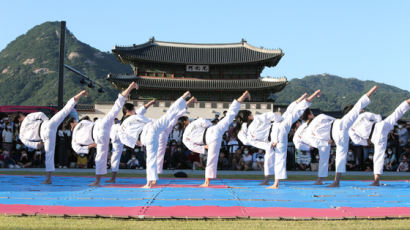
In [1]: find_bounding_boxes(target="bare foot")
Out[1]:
[326,182,339,187]
[88,181,101,187]
[307,89,321,102]
[142,181,154,189]
[74,90,88,102]
[242,91,251,101]
[42,179,52,184]
[296,93,308,103]
[366,85,378,97]
[182,91,191,99]
[187,97,197,106]
[259,180,269,185]
[313,180,323,185]
[199,183,209,187]
[267,184,279,189]
[152,180,157,185]
[129,81,138,90]
[370,181,380,186]
[106,179,115,183]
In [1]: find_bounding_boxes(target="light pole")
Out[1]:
[57,21,104,110]
[57,21,66,110]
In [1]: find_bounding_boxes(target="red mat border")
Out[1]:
[1,204,409,219]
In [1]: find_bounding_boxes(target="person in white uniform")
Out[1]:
[17,90,88,184]
[236,91,320,186]
[349,99,410,186]
[156,104,193,175]
[69,82,138,186]
[266,91,321,189]
[106,99,156,183]
[183,91,251,187]
[300,86,377,186]
[119,91,194,188]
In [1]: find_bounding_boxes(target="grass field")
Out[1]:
[0,216,410,230]
[0,171,408,229]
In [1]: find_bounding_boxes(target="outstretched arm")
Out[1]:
[121,82,138,98]
[144,99,156,109]
[306,90,321,102]
[366,85,378,98]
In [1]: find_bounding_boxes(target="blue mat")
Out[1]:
[0,175,409,208]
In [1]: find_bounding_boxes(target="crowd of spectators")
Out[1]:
[1,112,409,173]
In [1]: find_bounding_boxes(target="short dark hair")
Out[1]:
[80,116,90,121]
[302,108,312,121]
[343,104,354,115]
[236,110,252,124]
[177,116,189,128]
[122,103,135,115]
[64,117,77,129]
[12,112,25,124]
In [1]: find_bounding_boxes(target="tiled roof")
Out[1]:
[106,75,287,91]
[112,39,284,66]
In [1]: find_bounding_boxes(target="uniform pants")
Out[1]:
[373,101,409,175]
[156,131,169,174]
[273,143,288,180]
[110,141,124,172]
[317,144,331,178]
[145,98,186,181]
[335,95,370,173]
[44,98,76,172]
[95,96,125,175]
[205,100,241,179]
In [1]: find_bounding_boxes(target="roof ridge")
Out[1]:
[107,74,287,83]
[114,39,282,53]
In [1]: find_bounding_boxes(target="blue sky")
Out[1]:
[1,0,409,91]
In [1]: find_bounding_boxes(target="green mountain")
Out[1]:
[0,22,409,118]
[275,74,410,118]
[0,21,132,105]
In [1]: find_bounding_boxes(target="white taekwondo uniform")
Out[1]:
[72,94,126,175]
[156,109,187,174]
[183,100,241,179]
[293,122,311,151]
[302,94,370,178]
[301,114,335,178]
[349,112,382,146]
[349,101,409,175]
[109,106,147,173]
[20,97,77,172]
[244,111,283,176]
[268,99,311,180]
[119,97,187,181]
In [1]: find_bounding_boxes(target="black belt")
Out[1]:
[203,128,208,145]
[38,120,43,139]
[329,120,335,142]
[268,123,273,142]
[137,131,142,142]
[28,120,44,142]
[91,124,95,142]
[369,122,376,140]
